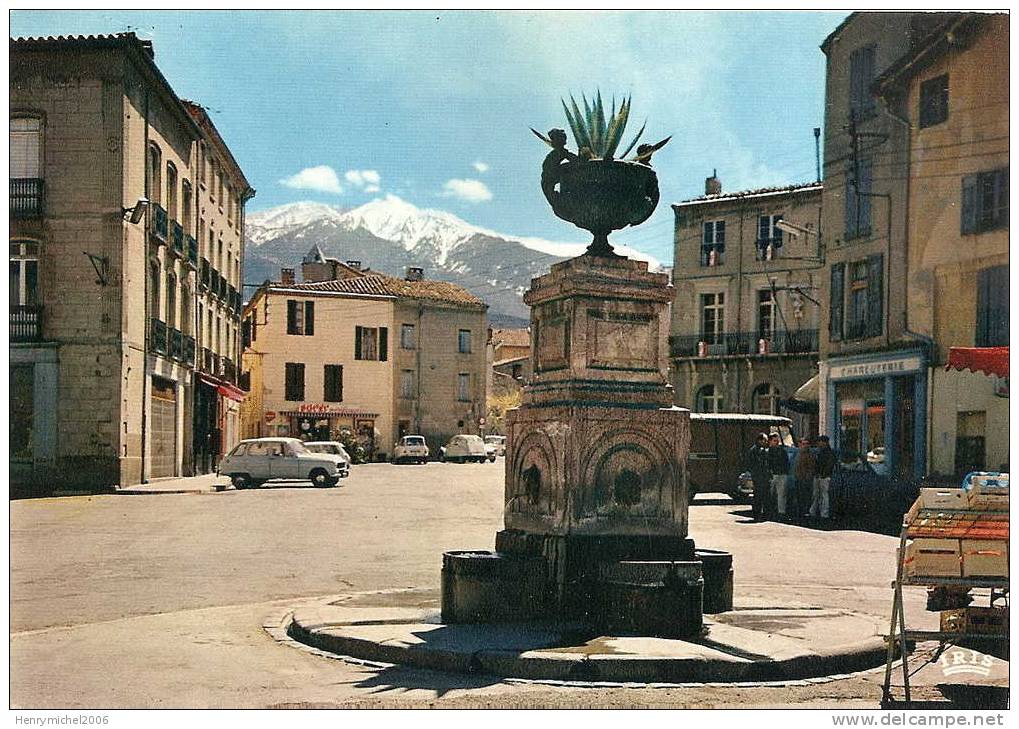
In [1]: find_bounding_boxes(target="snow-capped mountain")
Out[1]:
[245,195,661,326]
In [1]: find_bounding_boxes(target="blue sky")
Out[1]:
[11,10,845,263]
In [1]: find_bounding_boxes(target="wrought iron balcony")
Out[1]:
[222,357,237,383]
[669,329,819,358]
[200,346,213,373]
[210,270,221,299]
[183,334,196,366]
[199,258,211,290]
[186,235,198,266]
[170,328,184,361]
[150,318,168,355]
[152,205,168,242]
[218,275,228,301]
[171,221,185,255]
[10,305,42,342]
[10,178,45,218]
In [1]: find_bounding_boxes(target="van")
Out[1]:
[688,413,795,502]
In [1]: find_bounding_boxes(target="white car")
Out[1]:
[218,437,347,489]
[393,435,430,464]
[304,441,352,476]
[484,435,507,457]
[441,434,495,463]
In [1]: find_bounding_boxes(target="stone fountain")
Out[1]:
[441,125,732,638]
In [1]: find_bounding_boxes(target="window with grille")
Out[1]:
[285,362,305,401]
[324,364,343,402]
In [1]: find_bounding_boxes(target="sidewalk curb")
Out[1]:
[286,611,890,684]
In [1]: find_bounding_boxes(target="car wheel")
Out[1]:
[231,474,250,490]
[310,468,337,488]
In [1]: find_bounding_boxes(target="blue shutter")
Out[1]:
[867,254,883,338]
[829,263,845,341]
[961,174,977,234]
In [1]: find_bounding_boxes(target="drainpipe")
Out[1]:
[735,204,744,411]
[415,304,423,434]
[140,89,150,483]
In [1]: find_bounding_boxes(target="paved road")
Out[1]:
[10,462,938,708]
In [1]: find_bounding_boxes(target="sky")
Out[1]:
[11,10,846,263]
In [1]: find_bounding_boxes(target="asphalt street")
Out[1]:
[10,461,949,708]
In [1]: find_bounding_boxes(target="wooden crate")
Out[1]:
[904,538,962,578]
[941,606,1009,636]
[961,539,1009,578]
[920,488,968,510]
[967,491,1010,511]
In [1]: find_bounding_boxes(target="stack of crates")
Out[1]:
[902,473,1009,581]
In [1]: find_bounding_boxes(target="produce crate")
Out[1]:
[961,539,1009,578]
[904,538,962,579]
[967,491,1010,511]
[920,488,968,510]
[940,606,1009,636]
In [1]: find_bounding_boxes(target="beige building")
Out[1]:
[669,173,823,434]
[10,33,252,491]
[240,253,488,458]
[873,13,1008,478]
[817,12,1007,482]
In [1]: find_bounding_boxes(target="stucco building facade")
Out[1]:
[240,254,488,459]
[10,33,252,491]
[669,173,823,435]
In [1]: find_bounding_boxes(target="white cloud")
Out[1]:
[344,169,382,190]
[441,178,493,203]
[472,161,489,173]
[279,165,343,195]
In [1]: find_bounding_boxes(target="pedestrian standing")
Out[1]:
[767,433,790,519]
[792,438,817,521]
[812,435,837,521]
[745,432,771,521]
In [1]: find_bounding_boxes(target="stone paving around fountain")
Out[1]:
[285,591,888,684]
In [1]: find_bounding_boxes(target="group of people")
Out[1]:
[745,432,837,523]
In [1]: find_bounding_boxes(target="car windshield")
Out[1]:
[404,437,425,446]
[485,436,504,444]
[306,443,339,454]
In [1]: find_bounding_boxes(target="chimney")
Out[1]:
[345,260,361,271]
[405,266,424,282]
[705,169,722,196]
[280,268,295,286]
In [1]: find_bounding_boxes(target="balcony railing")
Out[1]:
[152,205,168,242]
[151,318,168,355]
[210,270,221,300]
[670,329,819,358]
[10,178,45,218]
[171,221,185,255]
[183,334,196,366]
[199,258,211,290]
[11,305,42,342]
[186,235,198,266]
[222,357,236,383]
[218,275,228,301]
[170,328,184,361]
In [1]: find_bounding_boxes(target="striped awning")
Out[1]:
[946,346,1009,378]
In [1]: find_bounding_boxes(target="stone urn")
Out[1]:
[543,159,660,256]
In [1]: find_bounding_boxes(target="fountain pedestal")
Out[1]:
[443,254,713,637]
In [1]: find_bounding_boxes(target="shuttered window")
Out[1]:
[354,326,388,361]
[845,157,872,239]
[919,74,949,128]
[849,45,876,120]
[976,265,1009,346]
[286,300,315,335]
[284,362,305,401]
[10,117,42,178]
[962,168,1009,235]
[324,364,343,402]
[829,263,845,342]
[457,373,471,402]
[866,254,884,338]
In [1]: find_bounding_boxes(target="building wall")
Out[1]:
[669,186,822,418]
[897,14,1009,475]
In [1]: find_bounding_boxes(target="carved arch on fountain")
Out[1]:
[508,429,559,516]
[578,427,678,518]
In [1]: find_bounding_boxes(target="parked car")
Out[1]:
[484,435,507,457]
[441,434,495,463]
[218,437,348,489]
[304,441,352,476]
[687,413,796,503]
[392,435,430,464]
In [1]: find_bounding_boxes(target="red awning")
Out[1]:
[217,383,246,402]
[946,346,1009,378]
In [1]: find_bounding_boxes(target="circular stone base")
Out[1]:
[286,599,889,684]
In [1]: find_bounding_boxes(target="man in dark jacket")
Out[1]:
[745,432,771,521]
[767,433,791,519]
[811,435,837,520]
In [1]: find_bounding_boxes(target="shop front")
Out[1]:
[266,403,380,458]
[193,374,245,474]
[825,349,928,481]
